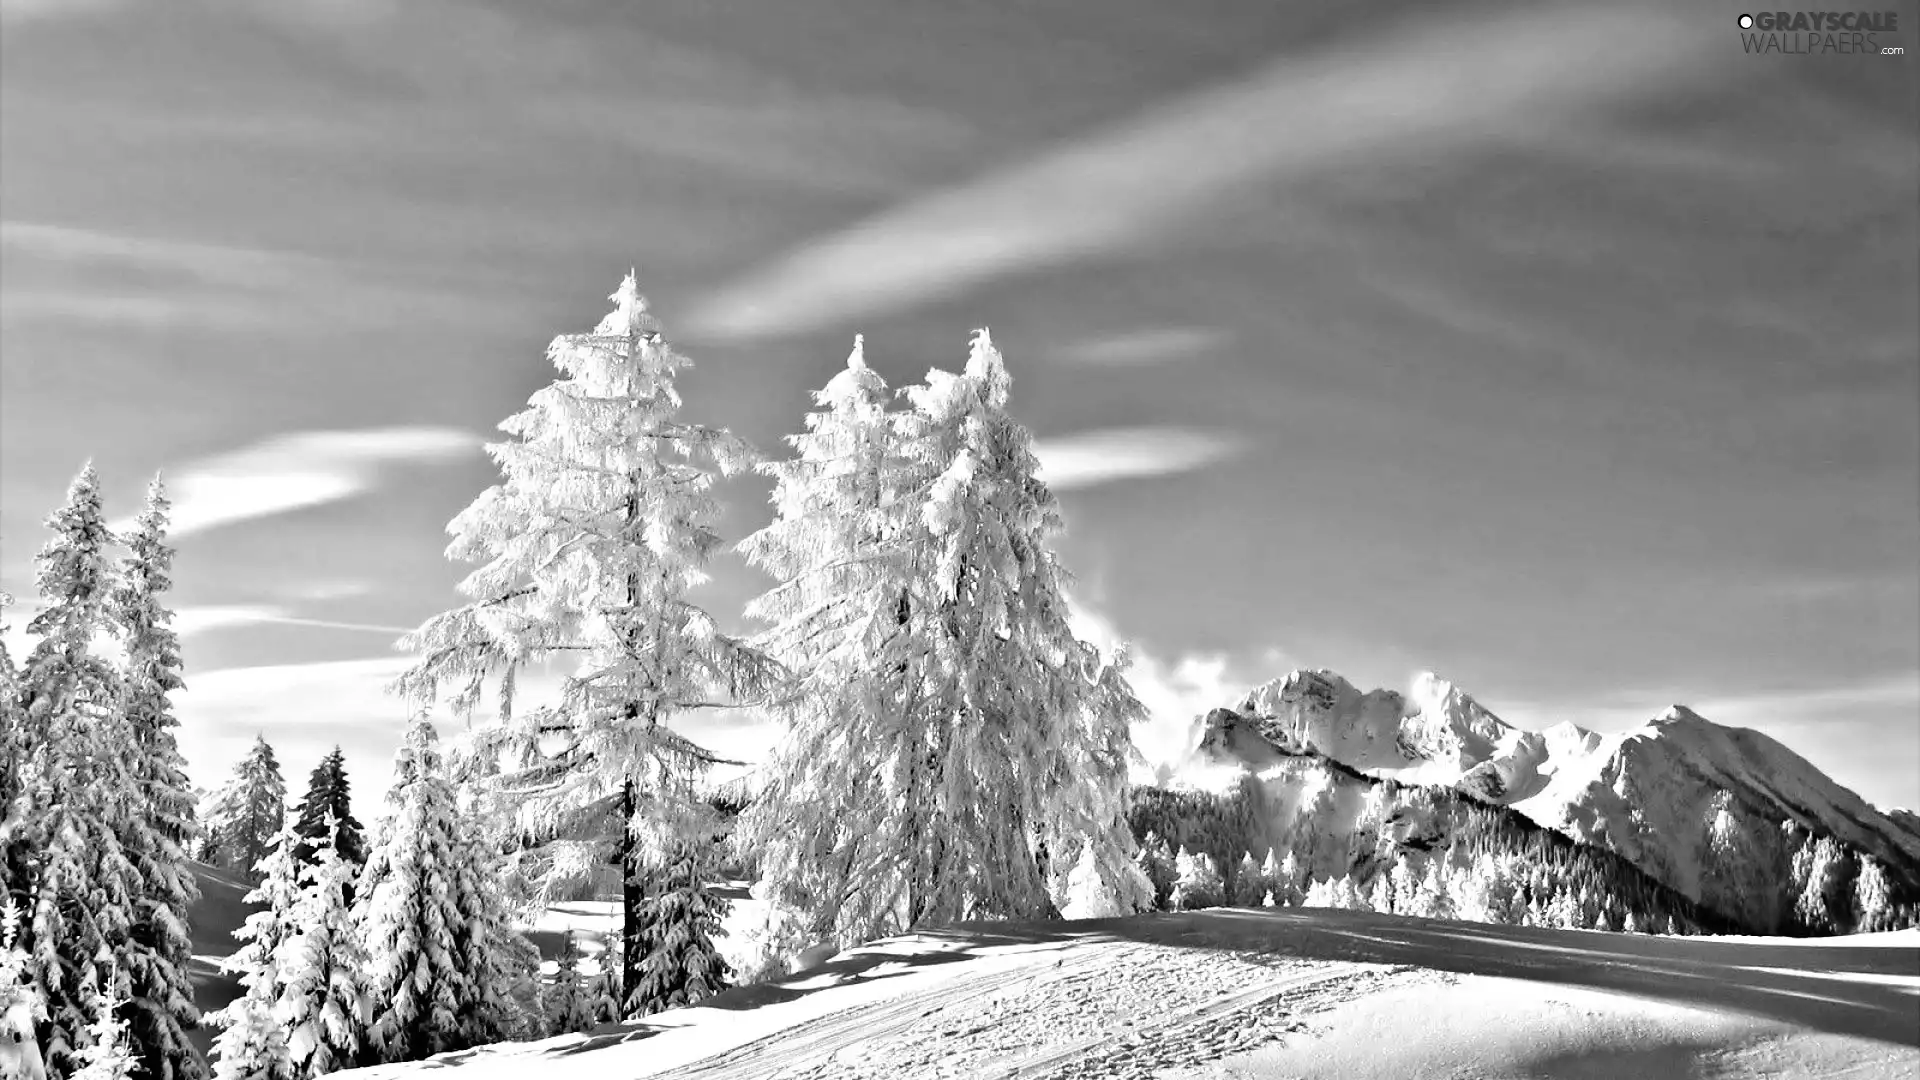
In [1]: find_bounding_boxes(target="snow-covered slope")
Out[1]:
[1190,669,1920,933]
[328,911,1920,1079]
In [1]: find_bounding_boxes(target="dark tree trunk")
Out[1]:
[621,776,642,1017]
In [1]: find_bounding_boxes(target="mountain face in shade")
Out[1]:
[1176,669,1920,934]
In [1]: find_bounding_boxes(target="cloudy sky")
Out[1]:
[2,0,1915,818]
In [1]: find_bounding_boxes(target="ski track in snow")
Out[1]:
[649,941,1410,1080]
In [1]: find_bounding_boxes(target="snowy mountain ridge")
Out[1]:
[1176,667,1920,932]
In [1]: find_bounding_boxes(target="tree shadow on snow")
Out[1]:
[1044,908,1920,1048]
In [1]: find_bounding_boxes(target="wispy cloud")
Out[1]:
[1689,675,1920,731]
[0,221,332,331]
[277,578,373,604]
[1497,672,1920,737]
[0,220,489,334]
[111,427,481,539]
[173,604,413,638]
[682,5,1719,340]
[1050,326,1225,366]
[1033,427,1244,491]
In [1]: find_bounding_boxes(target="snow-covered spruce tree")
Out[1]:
[629,836,730,1015]
[1,900,50,1080]
[356,714,528,1063]
[545,932,597,1036]
[105,475,205,1080]
[211,817,303,1080]
[67,968,135,1080]
[200,736,287,879]
[738,331,1149,954]
[1368,874,1395,915]
[1854,856,1893,933]
[1170,849,1224,911]
[1230,852,1264,908]
[590,933,623,1027]
[1061,837,1138,920]
[389,274,773,1015]
[1263,849,1299,908]
[277,824,370,1076]
[493,924,547,1044]
[291,747,366,879]
[1389,857,1420,915]
[1416,859,1454,920]
[1135,832,1177,912]
[208,998,293,1080]
[14,464,143,1077]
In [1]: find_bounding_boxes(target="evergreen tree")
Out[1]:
[68,972,135,1080]
[629,835,730,1016]
[291,747,366,877]
[1853,856,1893,933]
[1230,852,1264,908]
[739,331,1148,951]
[201,737,287,879]
[590,933,622,1027]
[1135,832,1177,912]
[1367,873,1394,914]
[390,274,773,1013]
[277,825,369,1076]
[1169,848,1224,911]
[211,818,303,1080]
[1260,849,1294,908]
[13,464,143,1077]
[1,900,50,1080]
[494,930,547,1044]
[356,715,524,1063]
[1389,857,1420,914]
[1793,835,1849,934]
[1417,858,1454,920]
[208,998,293,1080]
[105,476,206,1080]
[545,932,597,1036]
[1060,838,1149,920]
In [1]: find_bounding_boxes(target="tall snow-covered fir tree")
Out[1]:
[355,715,528,1063]
[200,736,287,879]
[105,475,205,1080]
[388,273,773,1013]
[737,331,1149,953]
[276,824,369,1077]
[211,817,304,1080]
[13,464,143,1077]
[291,747,366,882]
[733,336,924,954]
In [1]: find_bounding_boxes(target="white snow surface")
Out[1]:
[1208,668,1920,905]
[328,908,1919,1079]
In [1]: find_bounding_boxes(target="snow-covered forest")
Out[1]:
[2,275,1915,1080]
